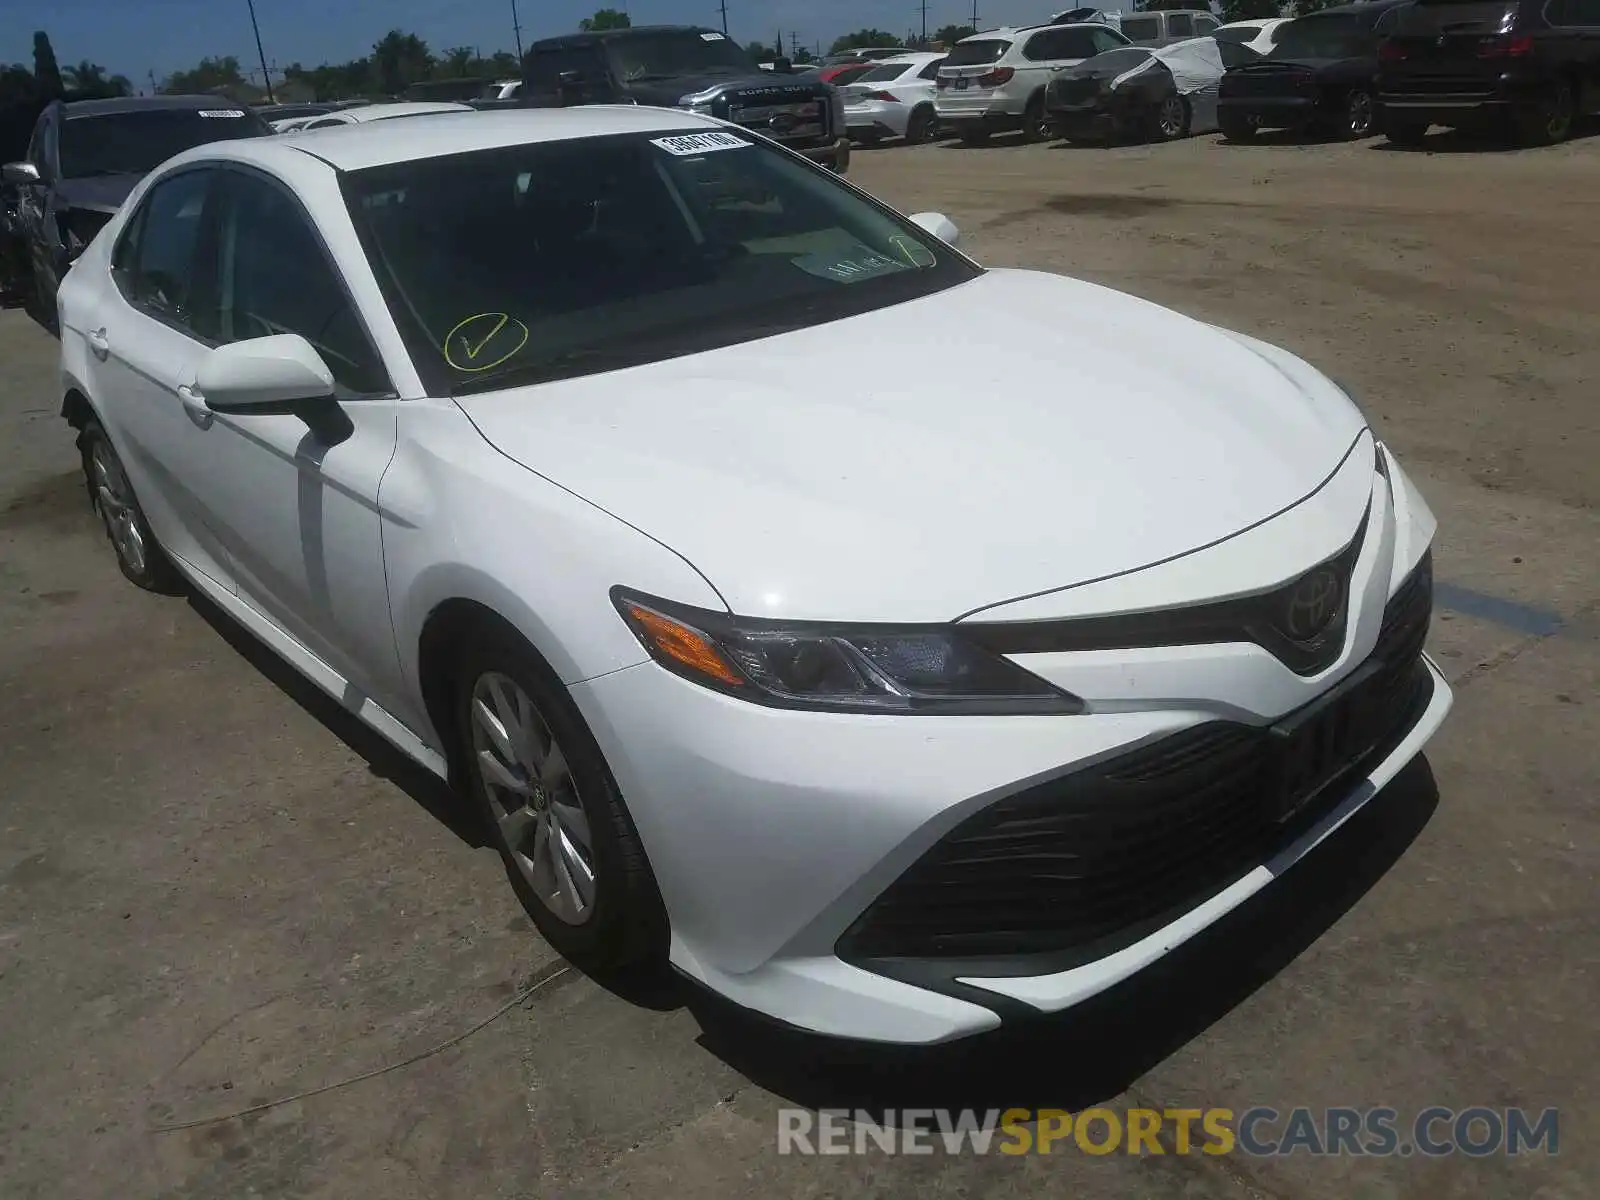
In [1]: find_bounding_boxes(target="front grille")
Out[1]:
[727,95,826,142]
[838,552,1434,968]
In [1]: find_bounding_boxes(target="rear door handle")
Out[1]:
[87,327,109,359]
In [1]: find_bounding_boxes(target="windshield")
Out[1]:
[1270,15,1368,58]
[59,108,268,178]
[606,30,757,81]
[343,131,978,395]
[944,40,1012,66]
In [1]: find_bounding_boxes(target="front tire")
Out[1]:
[1022,97,1052,143]
[78,420,182,592]
[1342,88,1378,139]
[1514,79,1574,146]
[454,626,666,968]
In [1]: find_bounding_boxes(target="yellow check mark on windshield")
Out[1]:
[459,312,509,362]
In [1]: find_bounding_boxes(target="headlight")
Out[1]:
[613,588,1084,715]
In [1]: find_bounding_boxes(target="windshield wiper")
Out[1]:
[452,346,648,395]
[68,168,138,178]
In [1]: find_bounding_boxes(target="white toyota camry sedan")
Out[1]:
[57,106,1451,1044]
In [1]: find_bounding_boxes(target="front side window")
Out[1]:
[1217,40,1265,67]
[1058,29,1107,57]
[856,60,916,83]
[1093,28,1132,52]
[1119,16,1163,40]
[58,108,268,179]
[116,168,214,327]
[525,43,611,88]
[1196,16,1219,32]
[343,131,980,396]
[197,172,389,394]
[1167,14,1195,36]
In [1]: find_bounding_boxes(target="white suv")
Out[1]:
[935,23,1130,143]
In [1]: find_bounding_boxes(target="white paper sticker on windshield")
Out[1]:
[700,31,727,40]
[651,130,750,156]
[198,109,246,118]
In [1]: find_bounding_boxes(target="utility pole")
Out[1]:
[719,0,730,36]
[789,31,800,61]
[918,0,929,44]
[970,1,980,33]
[244,0,276,102]
[511,0,523,58]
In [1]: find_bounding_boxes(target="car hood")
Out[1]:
[54,173,142,213]
[455,269,1367,623]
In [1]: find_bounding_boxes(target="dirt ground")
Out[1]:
[1,128,1597,1199]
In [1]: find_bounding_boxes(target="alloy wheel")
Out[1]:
[1347,90,1375,138]
[1157,96,1186,140]
[469,670,597,925]
[90,440,147,576]
[1546,85,1574,141]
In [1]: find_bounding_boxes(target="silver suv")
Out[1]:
[935,23,1131,143]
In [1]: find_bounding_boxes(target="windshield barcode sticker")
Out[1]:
[700,31,727,40]
[199,109,246,118]
[651,131,750,155]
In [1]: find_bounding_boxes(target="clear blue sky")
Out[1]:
[0,0,1092,88]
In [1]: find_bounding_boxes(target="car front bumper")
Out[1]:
[795,136,852,172]
[571,444,1451,1044]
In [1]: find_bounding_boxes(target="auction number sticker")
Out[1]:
[199,109,247,118]
[443,312,530,373]
[700,31,727,40]
[651,131,750,156]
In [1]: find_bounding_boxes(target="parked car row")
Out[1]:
[838,1,1600,150]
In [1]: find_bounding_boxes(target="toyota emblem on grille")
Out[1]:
[1282,567,1342,641]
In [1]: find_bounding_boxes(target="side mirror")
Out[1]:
[909,211,961,247]
[195,335,335,413]
[3,161,42,185]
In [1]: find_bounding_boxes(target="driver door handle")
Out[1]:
[176,383,213,424]
[87,327,109,359]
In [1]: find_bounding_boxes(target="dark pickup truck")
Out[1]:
[517,25,851,172]
[1,95,269,328]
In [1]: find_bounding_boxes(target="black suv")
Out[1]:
[520,25,850,172]
[1,95,269,328]
[1378,0,1599,145]
[1219,0,1413,140]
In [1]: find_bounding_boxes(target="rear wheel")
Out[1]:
[1385,116,1430,146]
[1342,88,1378,138]
[1022,97,1053,143]
[454,626,666,968]
[1151,94,1189,142]
[1219,110,1256,142]
[904,104,937,144]
[1514,78,1574,146]
[78,420,182,592]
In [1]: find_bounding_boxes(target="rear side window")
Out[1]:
[1218,40,1264,66]
[525,43,610,88]
[1057,29,1108,57]
[944,39,1012,66]
[1093,28,1131,52]
[856,61,914,82]
[1196,15,1219,32]
[917,58,946,79]
[1119,15,1163,40]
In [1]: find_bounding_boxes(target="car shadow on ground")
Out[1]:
[184,587,487,849]
[1369,118,1600,154]
[670,758,1441,1115]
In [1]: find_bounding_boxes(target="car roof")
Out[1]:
[869,52,946,66]
[532,23,724,45]
[340,101,474,121]
[180,105,726,173]
[1292,0,1410,16]
[960,22,1103,41]
[62,94,248,118]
